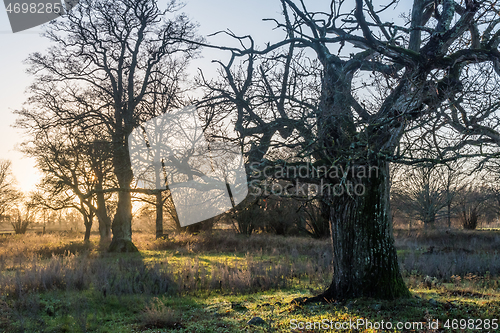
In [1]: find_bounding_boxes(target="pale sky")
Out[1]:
[0,0,284,193]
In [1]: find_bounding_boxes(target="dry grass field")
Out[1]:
[0,229,499,332]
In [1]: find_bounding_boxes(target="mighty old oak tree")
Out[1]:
[18,0,200,251]
[201,0,500,300]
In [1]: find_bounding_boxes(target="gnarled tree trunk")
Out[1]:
[308,62,410,301]
[317,161,409,300]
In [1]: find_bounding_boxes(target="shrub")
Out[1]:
[261,198,299,235]
[230,198,264,235]
[296,200,330,238]
[461,206,480,230]
[181,216,216,234]
[11,216,29,234]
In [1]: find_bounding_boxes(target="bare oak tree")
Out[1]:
[17,0,200,251]
[198,0,500,300]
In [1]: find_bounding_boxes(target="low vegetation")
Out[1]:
[0,229,499,332]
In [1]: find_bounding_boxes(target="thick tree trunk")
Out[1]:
[109,139,138,252]
[155,191,163,239]
[311,161,410,301]
[108,127,138,252]
[301,59,412,302]
[109,190,137,252]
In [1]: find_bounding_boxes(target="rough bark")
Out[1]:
[314,162,410,301]
[305,60,410,301]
